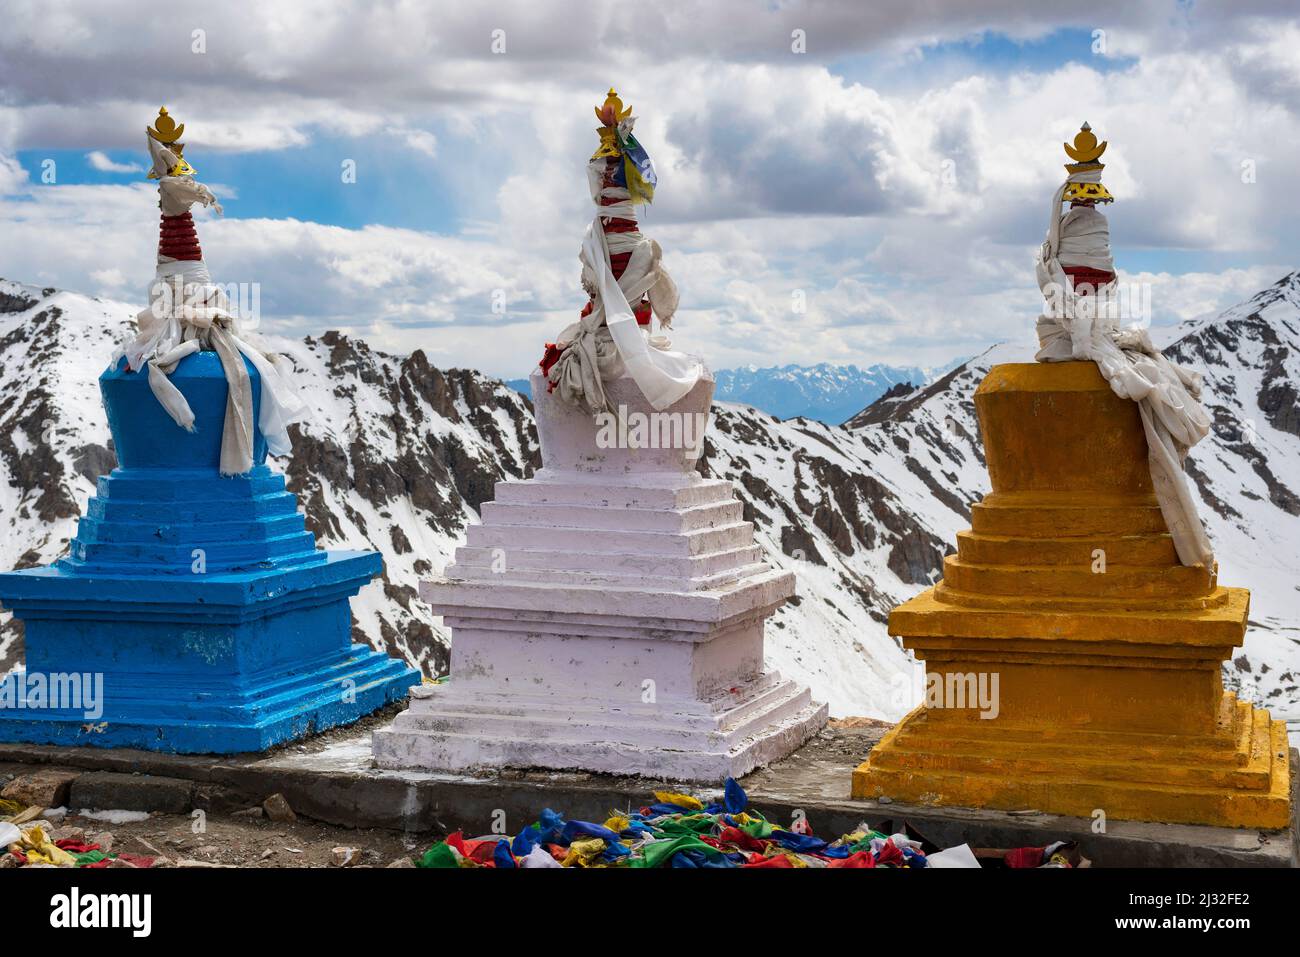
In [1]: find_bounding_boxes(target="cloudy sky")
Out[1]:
[1,0,1297,378]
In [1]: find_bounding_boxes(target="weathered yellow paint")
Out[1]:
[852,361,1292,830]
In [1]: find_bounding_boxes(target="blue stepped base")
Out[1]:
[0,352,419,754]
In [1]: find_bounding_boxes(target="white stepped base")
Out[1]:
[373,675,830,782]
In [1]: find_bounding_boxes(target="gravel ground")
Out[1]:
[16,805,433,868]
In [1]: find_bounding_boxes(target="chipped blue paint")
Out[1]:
[0,351,419,753]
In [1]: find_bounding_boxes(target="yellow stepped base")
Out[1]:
[854,361,1292,830]
[853,695,1291,829]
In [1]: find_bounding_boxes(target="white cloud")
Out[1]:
[85,150,143,174]
[89,267,128,289]
[0,153,28,194]
[0,1,1296,378]
[390,127,438,159]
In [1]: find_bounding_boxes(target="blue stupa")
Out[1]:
[0,106,417,753]
[0,351,419,752]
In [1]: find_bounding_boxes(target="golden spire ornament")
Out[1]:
[1061,121,1113,204]
[592,88,633,160]
[146,106,185,144]
[145,106,195,179]
[594,87,633,126]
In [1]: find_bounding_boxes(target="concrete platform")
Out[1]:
[1,712,1295,867]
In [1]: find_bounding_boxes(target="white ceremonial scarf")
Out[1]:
[121,257,305,475]
[547,161,703,413]
[1034,173,1215,568]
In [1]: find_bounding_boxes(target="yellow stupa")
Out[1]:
[852,363,1290,828]
[852,130,1291,831]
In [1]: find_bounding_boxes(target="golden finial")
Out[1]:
[147,106,185,144]
[1061,121,1113,204]
[594,88,633,127]
[592,88,634,160]
[146,106,196,179]
[1063,121,1107,165]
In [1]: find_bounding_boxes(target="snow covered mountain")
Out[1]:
[1161,273,1300,716]
[2,272,1299,725]
[710,362,937,424]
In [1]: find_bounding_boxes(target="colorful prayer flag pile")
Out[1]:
[3,822,154,868]
[417,778,935,869]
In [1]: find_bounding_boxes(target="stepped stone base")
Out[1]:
[374,370,827,781]
[855,693,1290,829]
[373,673,828,782]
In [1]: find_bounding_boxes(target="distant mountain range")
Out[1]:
[510,361,963,424]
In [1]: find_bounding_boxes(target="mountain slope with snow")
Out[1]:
[699,343,1030,716]
[1161,273,1300,714]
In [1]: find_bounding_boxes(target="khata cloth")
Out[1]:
[546,158,703,415]
[1034,170,1214,568]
